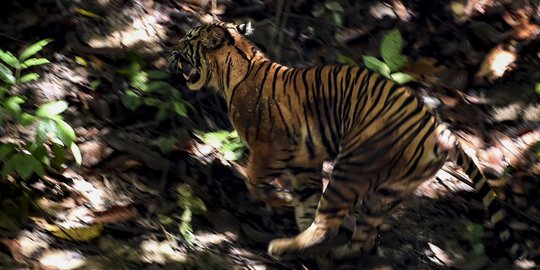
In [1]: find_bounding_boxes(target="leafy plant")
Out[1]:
[117,60,190,122]
[159,184,206,245]
[362,29,413,84]
[0,39,81,181]
[200,130,246,161]
[464,221,485,258]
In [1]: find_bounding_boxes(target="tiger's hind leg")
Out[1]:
[268,165,359,258]
[331,186,409,259]
[288,164,324,231]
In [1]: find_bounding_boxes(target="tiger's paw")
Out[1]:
[268,237,298,258]
[267,224,337,258]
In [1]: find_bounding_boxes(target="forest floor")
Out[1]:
[0,0,539,269]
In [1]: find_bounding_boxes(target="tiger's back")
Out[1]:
[171,22,527,259]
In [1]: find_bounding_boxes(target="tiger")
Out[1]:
[170,22,529,259]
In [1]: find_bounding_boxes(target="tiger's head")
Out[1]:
[170,22,260,92]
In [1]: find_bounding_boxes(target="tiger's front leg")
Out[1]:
[245,147,296,207]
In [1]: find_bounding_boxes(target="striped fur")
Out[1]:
[171,23,525,259]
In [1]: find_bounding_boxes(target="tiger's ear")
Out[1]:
[202,26,226,49]
[236,22,254,36]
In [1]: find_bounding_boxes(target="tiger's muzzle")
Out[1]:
[170,51,201,85]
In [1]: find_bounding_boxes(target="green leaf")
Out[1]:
[121,90,142,111]
[54,119,76,147]
[89,79,101,90]
[52,143,66,165]
[335,54,357,65]
[19,39,53,61]
[0,144,15,161]
[363,56,384,71]
[4,96,24,116]
[179,208,194,243]
[325,1,344,12]
[154,105,170,122]
[1,154,18,178]
[535,83,540,95]
[201,131,230,148]
[0,62,15,85]
[173,101,187,117]
[30,144,50,166]
[36,100,68,118]
[157,136,176,153]
[18,154,44,179]
[381,29,407,71]
[146,70,169,80]
[145,81,176,93]
[0,50,19,68]
[130,71,148,90]
[143,97,161,107]
[18,73,39,83]
[70,143,82,165]
[36,118,58,145]
[21,58,49,69]
[390,72,413,84]
[20,113,37,126]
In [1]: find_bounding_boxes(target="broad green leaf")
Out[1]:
[1,154,18,178]
[0,50,19,68]
[145,81,175,93]
[55,119,76,147]
[20,113,37,126]
[36,100,68,118]
[390,72,413,84]
[14,154,43,179]
[143,97,161,107]
[173,101,187,117]
[36,118,58,145]
[52,143,66,165]
[89,79,101,90]
[146,70,168,79]
[21,58,49,69]
[0,62,15,85]
[381,29,407,71]
[70,143,82,165]
[335,54,357,65]
[4,96,24,116]
[30,144,50,166]
[129,70,147,89]
[0,144,15,160]
[154,105,170,122]
[201,131,230,148]
[363,56,384,71]
[325,1,344,12]
[18,73,39,83]
[19,39,53,61]
[536,83,540,95]
[157,136,176,153]
[121,90,142,111]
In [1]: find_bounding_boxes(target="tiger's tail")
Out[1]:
[438,127,525,258]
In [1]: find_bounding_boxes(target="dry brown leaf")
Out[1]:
[92,204,138,224]
[403,57,446,86]
[0,239,25,261]
[474,44,516,83]
[502,9,540,40]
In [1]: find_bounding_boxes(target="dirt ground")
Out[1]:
[0,0,539,269]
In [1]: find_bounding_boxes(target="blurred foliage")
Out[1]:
[199,130,246,161]
[159,184,207,245]
[117,58,190,122]
[363,29,413,84]
[0,39,81,182]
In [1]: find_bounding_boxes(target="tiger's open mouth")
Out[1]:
[178,62,201,84]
